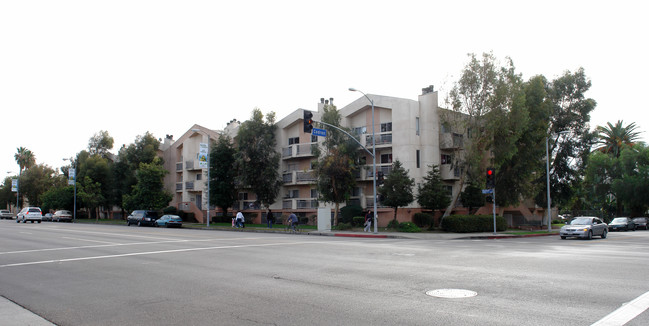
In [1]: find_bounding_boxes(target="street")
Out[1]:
[1,220,648,326]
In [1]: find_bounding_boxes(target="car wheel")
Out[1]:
[586,230,592,240]
[127,221,131,226]
[16,219,19,223]
[601,229,607,239]
[560,236,566,240]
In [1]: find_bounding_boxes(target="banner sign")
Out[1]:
[198,143,208,168]
[11,179,17,192]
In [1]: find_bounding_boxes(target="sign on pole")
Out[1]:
[482,189,493,194]
[68,168,76,185]
[11,179,17,192]
[312,128,327,137]
[198,143,208,168]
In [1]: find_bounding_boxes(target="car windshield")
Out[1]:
[570,218,592,225]
[611,218,627,223]
[633,218,646,222]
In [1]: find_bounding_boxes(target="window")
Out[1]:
[351,187,361,197]
[310,189,318,198]
[238,192,248,200]
[416,117,420,136]
[380,154,393,164]
[287,189,299,198]
[441,154,452,165]
[441,122,451,133]
[416,150,420,168]
[196,173,202,180]
[288,137,299,145]
[311,135,318,142]
[352,126,367,135]
[381,122,392,132]
[444,185,453,196]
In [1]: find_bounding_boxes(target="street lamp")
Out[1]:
[63,158,77,223]
[191,129,211,228]
[546,131,570,232]
[349,88,378,234]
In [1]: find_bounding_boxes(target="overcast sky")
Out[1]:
[1,0,647,178]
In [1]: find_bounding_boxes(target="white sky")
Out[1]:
[1,0,647,177]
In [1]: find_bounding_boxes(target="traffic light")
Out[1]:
[486,168,495,189]
[303,110,313,133]
[485,195,493,203]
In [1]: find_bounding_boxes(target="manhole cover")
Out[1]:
[426,289,477,299]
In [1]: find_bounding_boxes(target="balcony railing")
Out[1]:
[176,162,183,171]
[440,133,464,149]
[283,198,319,210]
[296,171,316,182]
[185,181,194,190]
[365,133,392,146]
[176,183,183,191]
[282,143,317,159]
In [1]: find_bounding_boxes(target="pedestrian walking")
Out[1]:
[364,210,373,232]
[267,209,274,228]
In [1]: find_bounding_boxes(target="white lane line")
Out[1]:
[591,291,649,326]
[0,237,277,255]
[62,237,120,244]
[0,241,326,268]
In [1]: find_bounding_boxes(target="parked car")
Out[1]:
[0,209,13,219]
[53,210,73,222]
[155,215,183,228]
[16,207,43,223]
[560,216,607,240]
[632,217,648,230]
[608,217,636,231]
[42,213,54,221]
[126,210,159,226]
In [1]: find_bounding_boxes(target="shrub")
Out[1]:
[412,213,434,228]
[441,215,507,233]
[387,219,400,229]
[341,205,363,224]
[352,216,365,227]
[163,206,178,214]
[333,222,352,230]
[398,222,421,233]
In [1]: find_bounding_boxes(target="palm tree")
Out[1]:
[14,147,35,172]
[595,120,642,157]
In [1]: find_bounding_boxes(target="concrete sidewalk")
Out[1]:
[306,230,559,240]
[0,296,56,326]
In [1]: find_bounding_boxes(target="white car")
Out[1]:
[53,210,73,222]
[0,209,13,219]
[16,207,43,223]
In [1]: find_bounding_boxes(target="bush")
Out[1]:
[387,219,400,229]
[163,206,178,214]
[398,222,421,233]
[412,213,434,228]
[352,216,365,227]
[333,222,352,230]
[340,205,363,224]
[441,215,507,233]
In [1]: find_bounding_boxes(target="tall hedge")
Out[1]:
[441,215,507,233]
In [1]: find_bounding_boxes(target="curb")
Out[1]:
[333,233,389,239]
[461,232,559,240]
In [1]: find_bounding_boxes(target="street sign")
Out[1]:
[312,128,327,137]
[11,179,17,192]
[482,189,493,194]
[198,143,208,168]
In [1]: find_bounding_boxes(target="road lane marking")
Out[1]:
[0,237,280,255]
[591,291,649,326]
[0,241,328,268]
[62,237,119,244]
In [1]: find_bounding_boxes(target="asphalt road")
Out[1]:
[1,220,648,326]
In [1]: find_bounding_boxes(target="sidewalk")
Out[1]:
[0,296,55,326]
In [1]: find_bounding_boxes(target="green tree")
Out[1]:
[77,152,112,209]
[78,176,105,220]
[20,164,60,207]
[88,130,115,158]
[595,120,642,158]
[0,176,17,209]
[40,185,74,213]
[313,105,359,226]
[122,158,172,211]
[613,144,649,215]
[417,165,451,212]
[236,108,281,208]
[211,135,237,217]
[378,160,414,222]
[114,132,161,213]
[14,147,36,172]
[459,180,484,213]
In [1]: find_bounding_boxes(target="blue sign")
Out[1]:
[312,128,327,137]
[482,189,493,194]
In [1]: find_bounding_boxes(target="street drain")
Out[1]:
[426,289,477,299]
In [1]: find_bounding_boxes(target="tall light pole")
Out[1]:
[63,158,77,223]
[546,131,569,232]
[192,129,211,228]
[349,88,378,234]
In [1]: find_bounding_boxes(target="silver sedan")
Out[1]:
[560,216,608,240]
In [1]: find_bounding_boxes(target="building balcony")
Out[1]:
[176,183,183,192]
[185,160,203,171]
[365,133,392,147]
[282,143,317,160]
[282,170,316,184]
[176,162,183,171]
[440,164,461,181]
[282,198,319,210]
[440,133,464,150]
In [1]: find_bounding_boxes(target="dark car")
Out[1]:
[560,216,608,240]
[632,217,648,230]
[608,217,636,231]
[126,210,159,227]
[155,215,183,228]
